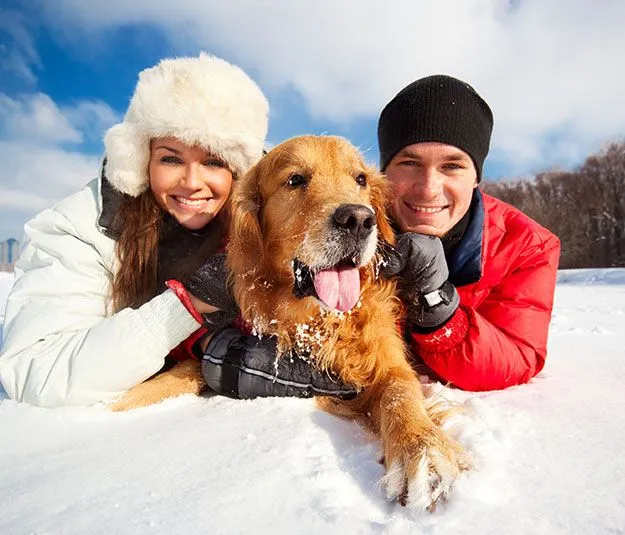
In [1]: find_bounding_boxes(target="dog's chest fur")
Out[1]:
[244,269,400,387]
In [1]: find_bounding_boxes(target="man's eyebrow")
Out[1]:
[395,148,422,160]
[442,151,471,161]
[153,145,182,155]
[396,148,470,161]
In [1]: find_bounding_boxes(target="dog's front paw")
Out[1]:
[382,425,469,512]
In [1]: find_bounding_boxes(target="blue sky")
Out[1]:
[1,0,624,240]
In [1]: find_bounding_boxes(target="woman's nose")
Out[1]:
[181,162,204,189]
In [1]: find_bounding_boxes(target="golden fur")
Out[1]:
[112,135,467,510]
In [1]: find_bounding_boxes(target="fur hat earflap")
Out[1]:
[104,53,269,197]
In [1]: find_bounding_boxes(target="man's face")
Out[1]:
[384,142,478,237]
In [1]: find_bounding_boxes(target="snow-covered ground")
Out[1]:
[1,269,624,535]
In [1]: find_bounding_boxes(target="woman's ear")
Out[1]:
[368,167,396,246]
[227,161,265,308]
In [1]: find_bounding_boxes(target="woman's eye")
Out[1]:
[287,174,308,188]
[203,159,225,168]
[355,174,367,187]
[161,156,182,164]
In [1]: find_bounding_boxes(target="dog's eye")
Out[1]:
[287,174,308,188]
[355,174,367,187]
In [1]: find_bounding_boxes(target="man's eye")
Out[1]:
[161,156,182,164]
[287,174,308,188]
[399,160,418,166]
[444,163,463,170]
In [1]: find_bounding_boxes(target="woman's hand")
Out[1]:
[168,252,239,333]
[183,252,240,332]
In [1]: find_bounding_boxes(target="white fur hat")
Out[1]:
[103,53,269,197]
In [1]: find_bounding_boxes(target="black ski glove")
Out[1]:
[200,328,359,400]
[380,233,460,329]
[184,252,239,332]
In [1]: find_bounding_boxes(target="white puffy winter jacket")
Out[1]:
[0,177,201,407]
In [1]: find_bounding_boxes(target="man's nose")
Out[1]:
[414,167,444,197]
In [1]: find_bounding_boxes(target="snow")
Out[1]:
[1,269,624,534]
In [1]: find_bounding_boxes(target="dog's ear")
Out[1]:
[227,161,265,301]
[368,167,396,246]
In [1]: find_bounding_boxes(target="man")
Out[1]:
[377,74,561,390]
[196,75,560,396]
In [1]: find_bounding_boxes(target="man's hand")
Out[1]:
[380,233,460,329]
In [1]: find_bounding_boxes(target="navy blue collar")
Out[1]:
[446,189,484,286]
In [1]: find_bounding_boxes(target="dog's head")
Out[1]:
[228,135,394,325]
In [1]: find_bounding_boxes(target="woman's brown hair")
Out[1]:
[111,191,163,312]
[110,188,231,313]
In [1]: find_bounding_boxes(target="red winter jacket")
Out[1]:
[408,190,560,391]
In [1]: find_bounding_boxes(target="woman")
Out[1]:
[0,54,269,407]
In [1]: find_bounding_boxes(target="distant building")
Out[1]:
[0,238,20,272]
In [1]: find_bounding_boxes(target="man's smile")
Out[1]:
[404,202,449,214]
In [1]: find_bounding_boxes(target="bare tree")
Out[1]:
[482,141,625,268]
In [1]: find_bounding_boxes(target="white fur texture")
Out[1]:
[104,53,269,197]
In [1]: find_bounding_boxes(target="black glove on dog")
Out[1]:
[380,233,460,329]
[184,252,239,332]
[200,328,359,400]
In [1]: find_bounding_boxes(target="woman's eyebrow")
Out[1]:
[153,145,182,154]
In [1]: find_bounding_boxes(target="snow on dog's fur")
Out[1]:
[228,135,469,511]
[113,135,468,511]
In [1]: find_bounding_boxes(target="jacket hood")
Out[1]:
[103,53,269,197]
[96,159,125,240]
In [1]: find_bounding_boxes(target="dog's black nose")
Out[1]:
[333,204,376,240]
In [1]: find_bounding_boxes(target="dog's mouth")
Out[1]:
[293,257,362,312]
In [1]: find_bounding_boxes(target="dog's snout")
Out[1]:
[333,204,376,240]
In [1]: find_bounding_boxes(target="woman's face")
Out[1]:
[149,137,233,230]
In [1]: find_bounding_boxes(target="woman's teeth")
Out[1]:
[175,196,208,206]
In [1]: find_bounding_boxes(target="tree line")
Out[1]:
[483,141,625,269]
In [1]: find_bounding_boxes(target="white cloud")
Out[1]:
[0,93,83,144]
[0,93,118,240]
[39,0,625,176]
[0,93,121,145]
[0,140,101,240]
[0,7,40,84]
[63,100,122,142]
[0,141,100,208]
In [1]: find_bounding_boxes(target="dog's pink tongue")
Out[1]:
[313,267,360,312]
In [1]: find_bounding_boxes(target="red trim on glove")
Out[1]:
[165,279,204,324]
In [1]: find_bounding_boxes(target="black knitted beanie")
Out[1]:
[377,74,493,180]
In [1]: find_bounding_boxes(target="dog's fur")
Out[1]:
[112,135,467,511]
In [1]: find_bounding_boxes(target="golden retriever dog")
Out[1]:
[113,135,467,511]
